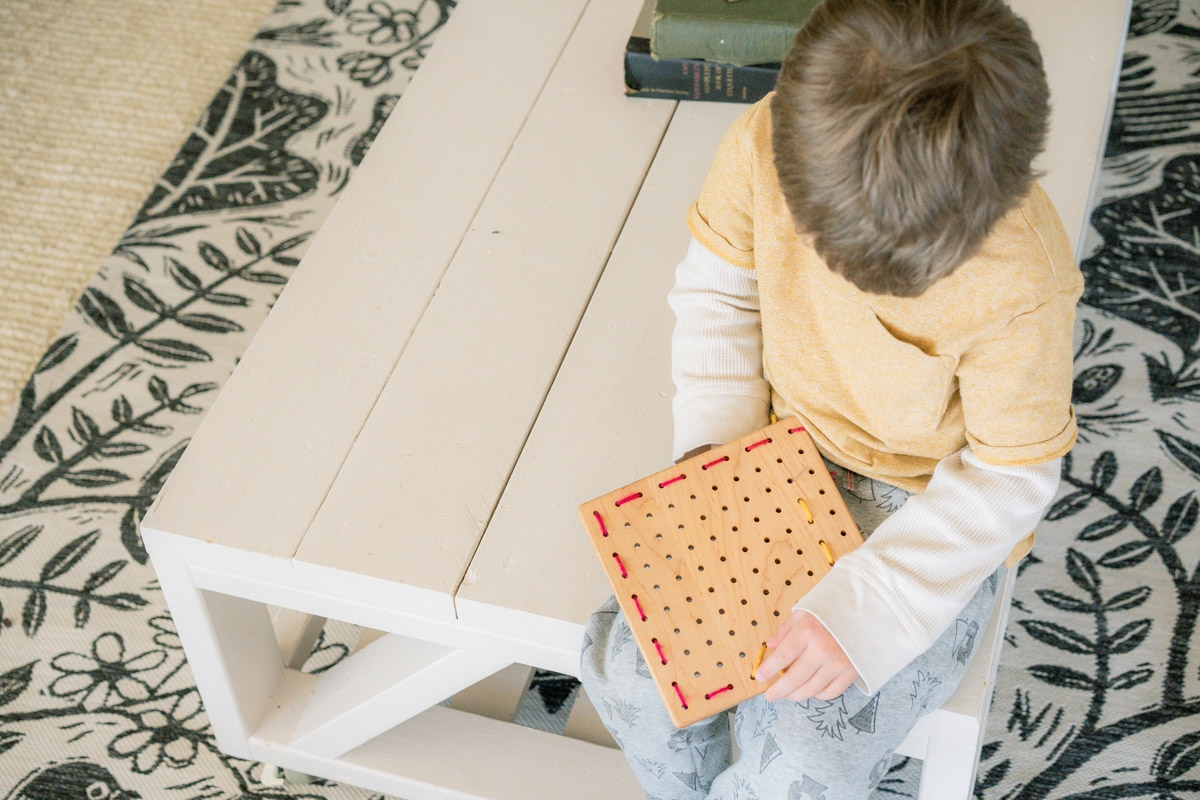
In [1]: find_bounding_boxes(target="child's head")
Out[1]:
[770,0,1049,297]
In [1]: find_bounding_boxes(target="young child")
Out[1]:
[580,0,1082,797]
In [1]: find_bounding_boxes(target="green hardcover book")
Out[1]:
[650,0,820,67]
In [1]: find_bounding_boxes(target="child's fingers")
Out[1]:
[754,639,804,682]
[763,659,820,702]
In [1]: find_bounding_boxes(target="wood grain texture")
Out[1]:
[579,418,861,727]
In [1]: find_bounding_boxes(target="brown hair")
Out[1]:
[770,0,1049,297]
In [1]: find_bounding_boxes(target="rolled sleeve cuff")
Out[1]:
[791,565,928,696]
[687,202,755,270]
[673,391,771,462]
[968,408,1078,468]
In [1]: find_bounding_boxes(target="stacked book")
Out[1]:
[625,0,821,104]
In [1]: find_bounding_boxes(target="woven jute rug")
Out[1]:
[2,0,1200,799]
[0,0,275,423]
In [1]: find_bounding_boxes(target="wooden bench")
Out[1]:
[140,0,1130,797]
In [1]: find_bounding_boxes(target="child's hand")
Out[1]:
[754,610,858,702]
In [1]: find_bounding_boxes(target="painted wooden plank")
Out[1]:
[142,0,589,558]
[252,671,644,800]
[456,102,739,629]
[150,552,283,758]
[445,663,534,722]
[185,563,580,674]
[294,0,675,595]
[1015,0,1130,256]
[289,634,510,758]
[562,687,618,749]
[269,607,327,670]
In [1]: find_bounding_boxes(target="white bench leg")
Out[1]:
[152,554,283,758]
[915,739,978,800]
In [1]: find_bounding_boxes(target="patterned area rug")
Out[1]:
[1,0,1199,799]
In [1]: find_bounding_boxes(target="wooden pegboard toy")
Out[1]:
[578,417,863,727]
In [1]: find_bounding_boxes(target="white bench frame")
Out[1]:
[142,0,1129,798]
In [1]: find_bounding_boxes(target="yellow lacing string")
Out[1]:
[796,498,814,524]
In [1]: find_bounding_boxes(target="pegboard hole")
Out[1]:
[739,652,747,658]
[750,621,757,627]
[796,549,804,556]
[786,528,793,534]
[697,618,703,624]
[785,579,793,586]
[765,487,773,494]
[688,544,695,550]
[708,587,715,593]
[807,570,814,576]
[706,639,713,646]
[710,535,718,542]
[743,497,751,503]
[741,599,749,605]
[720,556,727,562]
[676,575,683,582]
[798,449,805,455]
[764,537,771,544]
[841,530,848,536]
[774,558,782,565]
[742,546,749,553]
[829,509,836,515]
[730,577,737,584]
[656,533,663,540]
[786,478,794,484]
[755,467,762,473]
[819,489,826,495]
[694,672,701,678]
[686,596,693,602]
[700,515,708,521]
[763,589,770,596]
[697,565,704,571]
[674,628,681,634]
[717,661,724,668]
[733,476,740,482]
[728,630,735,636]
[809,469,816,474]
[753,516,760,523]
[774,611,781,617]
[731,526,739,532]
[664,605,671,612]
[666,554,673,561]
[683,649,690,655]
[719,608,726,614]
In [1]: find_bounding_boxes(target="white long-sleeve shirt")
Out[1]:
[668,237,1059,694]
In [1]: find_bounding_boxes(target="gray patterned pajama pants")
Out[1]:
[579,463,1003,800]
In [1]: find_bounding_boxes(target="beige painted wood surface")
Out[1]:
[143,0,590,558]
[580,419,863,727]
[294,0,674,594]
[456,101,737,625]
[1023,0,1130,255]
